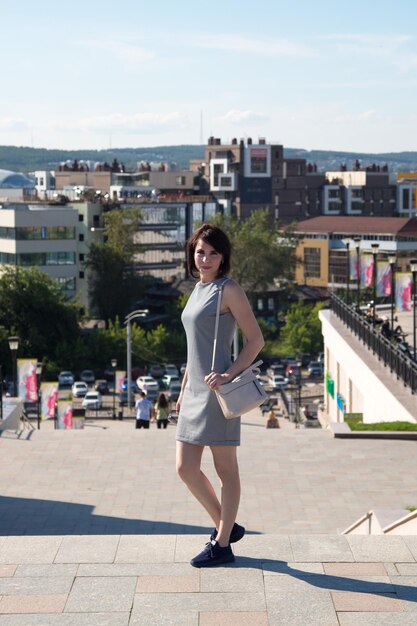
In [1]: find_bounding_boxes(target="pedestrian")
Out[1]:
[135,391,153,429]
[155,392,169,429]
[175,223,264,568]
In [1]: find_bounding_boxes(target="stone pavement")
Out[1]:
[0,413,416,623]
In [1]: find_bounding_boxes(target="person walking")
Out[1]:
[175,223,264,568]
[135,391,153,429]
[155,392,169,429]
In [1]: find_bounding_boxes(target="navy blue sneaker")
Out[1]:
[211,522,245,544]
[190,540,235,568]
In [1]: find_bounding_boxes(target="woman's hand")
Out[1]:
[204,371,231,390]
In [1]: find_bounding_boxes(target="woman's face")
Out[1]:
[194,238,223,282]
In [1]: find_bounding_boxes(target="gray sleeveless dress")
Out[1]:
[176,277,241,446]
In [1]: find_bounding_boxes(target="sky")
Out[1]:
[2,0,417,153]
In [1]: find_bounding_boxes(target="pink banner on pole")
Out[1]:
[116,370,126,392]
[377,262,392,297]
[57,400,73,429]
[40,381,58,420]
[17,359,38,401]
[360,254,374,287]
[395,273,413,312]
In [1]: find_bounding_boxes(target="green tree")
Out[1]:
[0,266,80,366]
[279,301,325,356]
[212,210,295,297]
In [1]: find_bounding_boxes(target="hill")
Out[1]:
[1,144,417,174]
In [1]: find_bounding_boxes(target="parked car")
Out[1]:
[307,362,323,378]
[167,382,182,402]
[180,363,187,376]
[317,352,325,363]
[95,379,109,394]
[82,391,102,410]
[121,378,138,392]
[296,354,312,368]
[72,381,88,398]
[80,369,95,386]
[268,374,289,390]
[163,363,179,377]
[136,375,159,393]
[161,374,180,389]
[148,363,164,379]
[266,364,284,378]
[58,371,74,386]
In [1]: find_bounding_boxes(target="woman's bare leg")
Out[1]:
[210,445,240,547]
[176,441,221,526]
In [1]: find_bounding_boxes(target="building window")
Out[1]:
[78,214,84,222]
[219,175,232,187]
[257,298,264,311]
[79,253,85,262]
[304,247,321,279]
[79,271,84,279]
[79,234,84,241]
[268,297,274,311]
[176,175,186,186]
[250,148,267,174]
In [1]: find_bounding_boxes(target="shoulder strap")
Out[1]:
[211,279,229,371]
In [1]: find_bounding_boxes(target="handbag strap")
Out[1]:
[211,278,229,371]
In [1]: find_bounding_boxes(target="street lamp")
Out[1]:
[36,362,42,430]
[353,236,361,307]
[410,259,417,361]
[371,243,380,323]
[125,309,149,411]
[8,336,19,397]
[342,238,351,305]
[111,358,117,419]
[388,255,396,336]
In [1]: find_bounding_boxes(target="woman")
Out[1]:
[155,392,169,429]
[176,223,264,568]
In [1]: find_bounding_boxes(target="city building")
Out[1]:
[292,215,417,290]
[0,169,36,202]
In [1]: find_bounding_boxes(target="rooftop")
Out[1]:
[293,215,417,237]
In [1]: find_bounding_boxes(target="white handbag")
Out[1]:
[212,281,268,419]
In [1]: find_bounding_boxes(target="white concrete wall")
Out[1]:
[320,309,416,424]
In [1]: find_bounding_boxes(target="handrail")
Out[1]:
[329,293,417,395]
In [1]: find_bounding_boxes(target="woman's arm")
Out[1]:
[205,280,264,389]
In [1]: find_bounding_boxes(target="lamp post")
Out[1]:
[388,255,396,336]
[353,237,361,307]
[371,243,380,323]
[36,362,42,430]
[410,259,417,361]
[343,238,351,305]
[8,336,19,397]
[125,309,149,411]
[111,358,117,419]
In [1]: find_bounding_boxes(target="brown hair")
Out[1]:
[186,223,231,279]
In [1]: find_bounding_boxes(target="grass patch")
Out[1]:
[345,416,417,431]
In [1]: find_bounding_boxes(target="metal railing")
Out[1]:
[329,293,417,395]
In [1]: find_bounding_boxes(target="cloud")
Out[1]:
[218,109,269,124]
[0,117,30,131]
[192,34,312,58]
[334,110,377,123]
[79,38,154,65]
[56,112,188,134]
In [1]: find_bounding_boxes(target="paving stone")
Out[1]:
[200,568,263,593]
[384,562,400,576]
[15,564,78,578]
[0,576,73,595]
[115,536,176,563]
[0,565,16,577]
[0,594,68,614]
[233,534,294,561]
[332,591,403,611]
[199,612,269,625]
[396,564,417,575]
[290,535,354,562]
[403,537,417,561]
[265,589,338,625]
[338,612,417,625]
[389,575,417,611]
[132,591,266,612]
[262,561,324,575]
[129,610,198,625]
[78,562,194,577]
[55,535,119,563]
[0,614,130,625]
[136,575,199,593]
[347,536,414,563]
[323,562,388,576]
[0,537,62,564]
[65,576,136,613]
